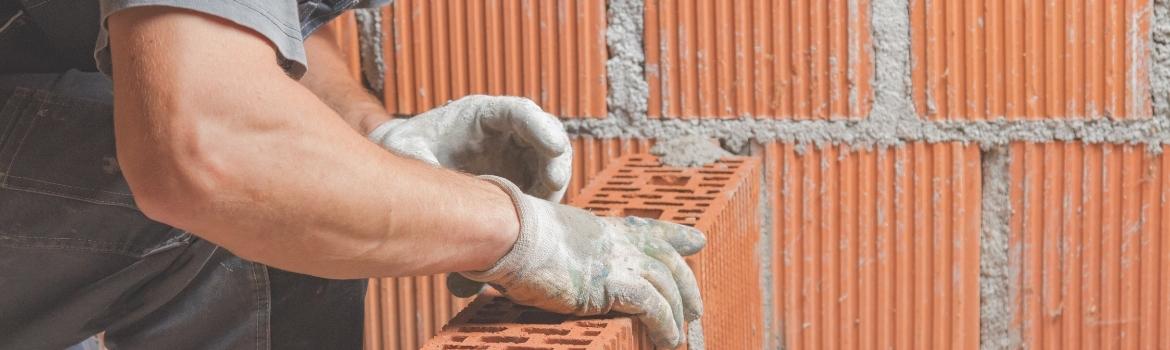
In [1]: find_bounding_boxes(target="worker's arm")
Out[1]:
[297,23,389,134]
[109,8,705,347]
[108,7,517,279]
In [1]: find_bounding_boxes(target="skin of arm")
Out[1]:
[107,7,519,279]
[297,23,390,134]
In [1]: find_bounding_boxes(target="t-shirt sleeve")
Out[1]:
[355,0,392,8]
[93,0,309,78]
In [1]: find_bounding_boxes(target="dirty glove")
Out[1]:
[368,95,572,201]
[463,176,706,348]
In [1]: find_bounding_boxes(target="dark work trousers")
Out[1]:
[0,70,367,350]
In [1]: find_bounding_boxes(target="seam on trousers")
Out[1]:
[252,262,271,350]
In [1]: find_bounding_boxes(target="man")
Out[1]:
[0,1,705,349]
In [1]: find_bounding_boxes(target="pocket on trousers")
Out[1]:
[0,88,187,258]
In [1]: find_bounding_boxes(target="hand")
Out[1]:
[463,176,707,348]
[368,95,572,202]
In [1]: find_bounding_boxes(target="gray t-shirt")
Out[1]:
[6,0,387,78]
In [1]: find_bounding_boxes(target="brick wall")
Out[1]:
[336,0,1169,348]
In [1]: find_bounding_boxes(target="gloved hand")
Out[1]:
[367,95,572,202]
[464,176,707,348]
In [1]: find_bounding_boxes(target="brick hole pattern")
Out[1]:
[423,154,761,349]
[909,0,1151,120]
[381,0,607,118]
[644,0,873,119]
[422,296,653,350]
[1009,143,1170,349]
[764,142,982,350]
[564,137,657,204]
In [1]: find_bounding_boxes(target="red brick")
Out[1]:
[421,294,653,350]
[764,142,982,350]
[381,0,607,117]
[564,137,657,204]
[572,154,764,349]
[909,0,1152,119]
[423,153,762,349]
[1008,143,1169,349]
[644,0,873,119]
[364,275,473,350]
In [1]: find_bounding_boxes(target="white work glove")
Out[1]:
[464,176,707,348]
[368,95,572,202]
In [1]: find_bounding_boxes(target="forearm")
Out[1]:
[299,22,389,134]
[108,7,517,279]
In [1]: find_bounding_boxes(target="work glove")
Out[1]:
[463,176,707,348]
[368,95,572,202]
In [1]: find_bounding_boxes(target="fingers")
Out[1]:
[446,273,486,298]
[624,217,708,256]
[504,101,571,159]
[527,148,572,202]
[644,239,704,321]
[610,278,682,348]
[478,96,571,159]
[641,260,686,343]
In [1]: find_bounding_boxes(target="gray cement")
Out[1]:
[1154,0,1170,118]
[563,116,1170,153]
[979,146,1020,350]
[753,144,780,350]
[605,0,649,123]
[354,9,385,99]
[650,135,731,167]
[868,0,918,122]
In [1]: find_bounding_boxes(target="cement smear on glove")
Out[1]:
[650,136,731,168]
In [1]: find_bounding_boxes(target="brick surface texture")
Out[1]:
[380,0,607,118]
[1009,143,1170,349]
[644,0,873,119]
[764,142,982,350]
[909,0,1151,119]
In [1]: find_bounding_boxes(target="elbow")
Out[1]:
[118,120,241,228]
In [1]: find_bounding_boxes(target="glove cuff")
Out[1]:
[366,118,407,144]
[461,175,541,282]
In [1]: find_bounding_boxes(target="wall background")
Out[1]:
[329,0,1170,348]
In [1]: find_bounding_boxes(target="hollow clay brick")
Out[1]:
[909,0,1151,119]
[764,142,982,350]
[422,153,762,349]
[643,0,873,119]
[564,137,657,204]
[1009,143,1169,349]
[381,0,607,117]
[420,294,653,350]
[572,154,764,350]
